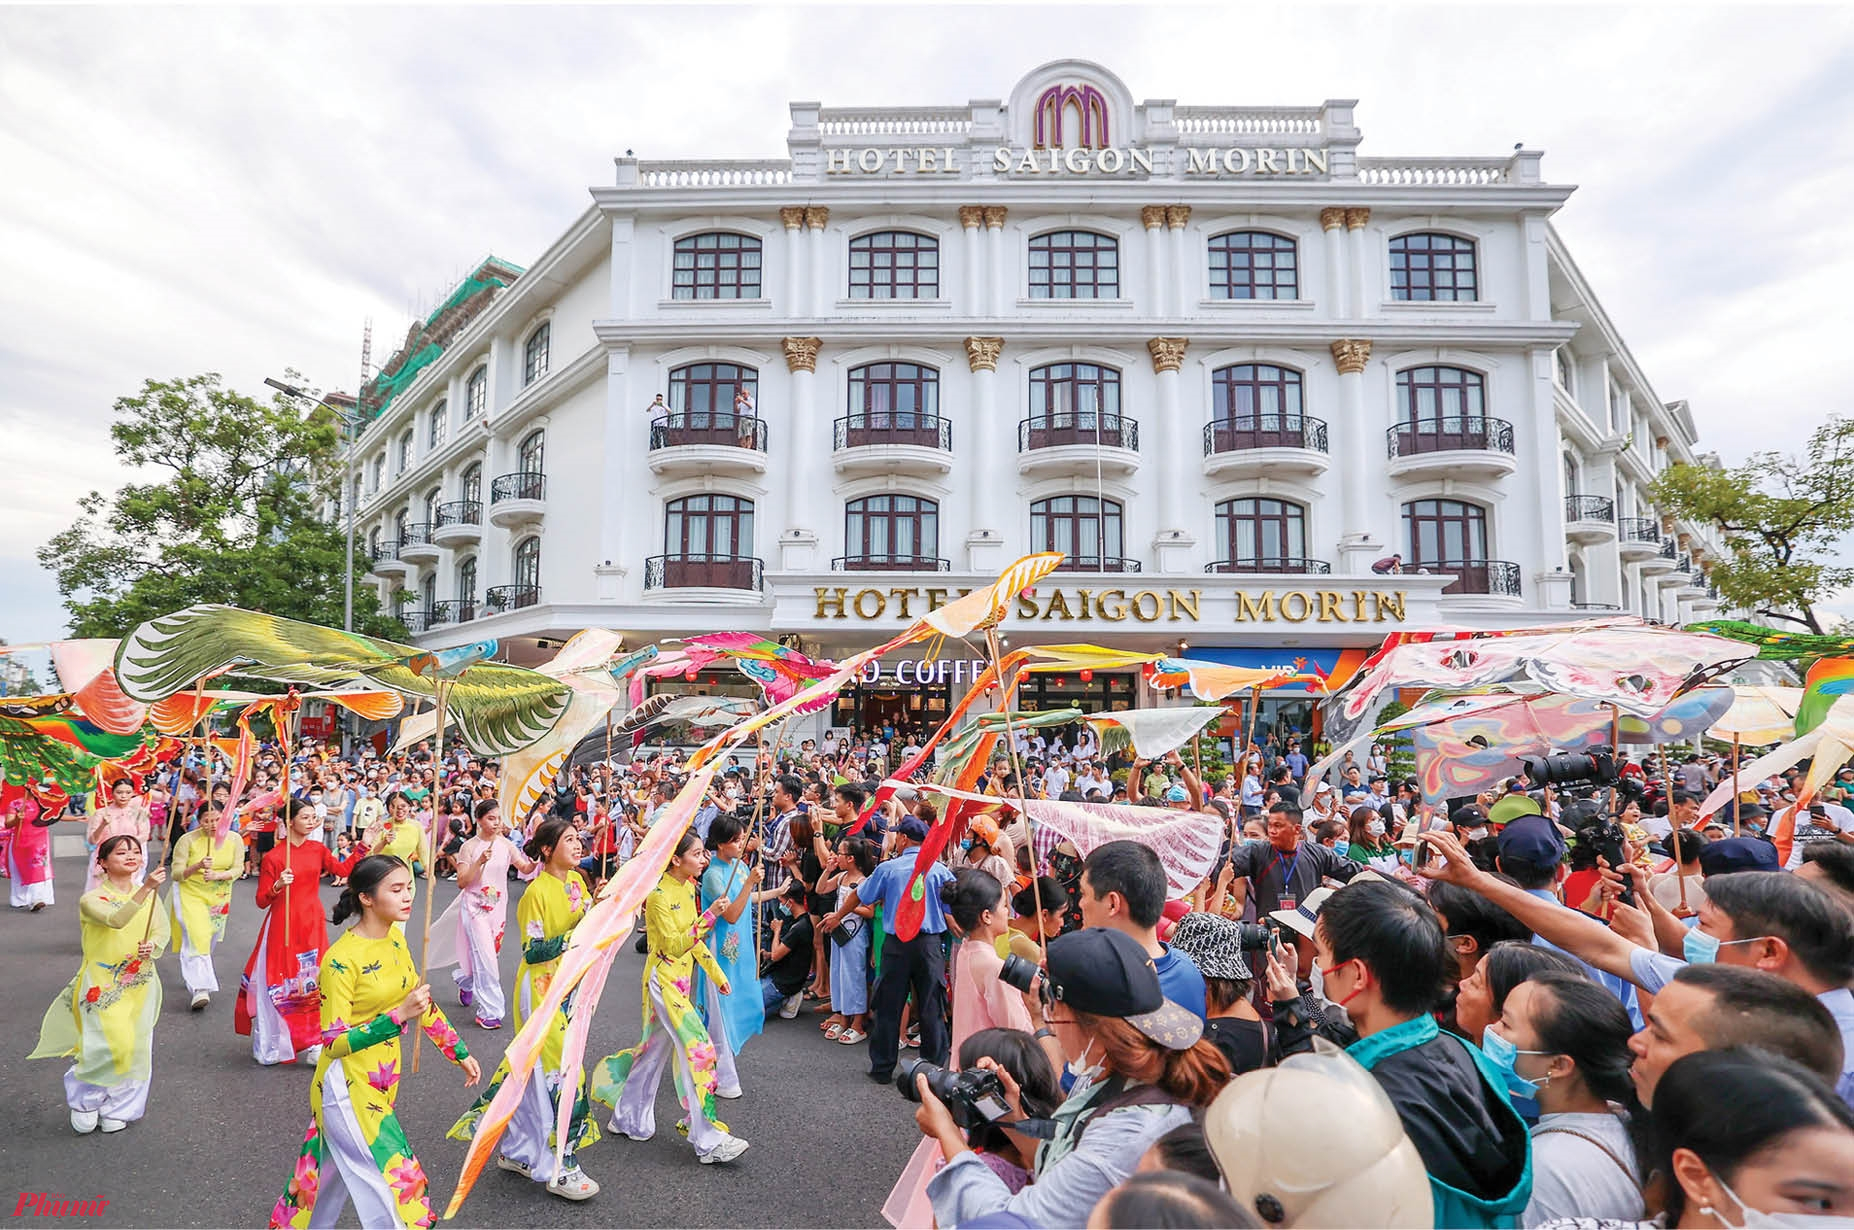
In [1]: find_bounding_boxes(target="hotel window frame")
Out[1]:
[1030,494,1124,562]
[1027,230,1119,300]
[1403,497,1489,565]
[1207,230,1299,300]
[460,461,482,505]
[1396,365,1488,430]
[522,323,550,387]
[1210,363,1304,428]
[1027,361,1121,428]
[664,493,756,558]
[671,231,763,300]
[517,429,545,476]
[466,366,488,419]
[456,555,477,604]
[668,362,759,427]
[848,230,939,300]
[1216,497,1307,564]
[396,429,414,474]
[426,400,447,450]
[1389,232,1479,302]
[844,494,940,563]
[847,361,939,426]
[512,536,541,590]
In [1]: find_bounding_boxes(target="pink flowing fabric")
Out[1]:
[882,1138,943,1229]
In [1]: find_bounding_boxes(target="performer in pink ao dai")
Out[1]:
[427,800,535,1030]
[5,792,54,911]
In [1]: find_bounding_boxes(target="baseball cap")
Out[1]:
[897,815,930,842]
[1698,836,1780,876]
[1486,793,1542,826]
[1495,815,1566,867]
[1044,928,1202,1050]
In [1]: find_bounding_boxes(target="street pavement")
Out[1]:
[1,848,922,1228]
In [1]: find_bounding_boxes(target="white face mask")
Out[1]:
[1366,819,1386,838]
[1467,826,1489,841]
[1064,1039,1106,1091]
[1705,1174,1844,1227]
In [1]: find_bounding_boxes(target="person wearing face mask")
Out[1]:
[1534,1048,1854,1229]
[1349,805,1401,873]
[916,927,1228,1228]
[1313,878,1534,1227]
[1482,972,1646,1226]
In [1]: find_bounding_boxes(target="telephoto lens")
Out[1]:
[998,952,1041,993]
[895,1060,1013,1129]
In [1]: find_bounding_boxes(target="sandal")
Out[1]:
[824,1022,846,1041]
[838,1028,866,1045]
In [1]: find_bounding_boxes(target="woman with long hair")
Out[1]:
[594,827,750,1165]
[695,812,769,1098]
[1346,804,1399,873]
[447,818,602,1201]
[269,855,480,1229]
[1486,971,1645,1225]
[427,799,535,1031]
[238,799,365,1066]
[30,836,169,1133]
[167,801,243,1010]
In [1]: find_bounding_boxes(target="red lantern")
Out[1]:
[684,668,699,681]
[1053,677,1066,688]
[1080,669,1094,682]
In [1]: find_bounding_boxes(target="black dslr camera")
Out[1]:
[1563,796,1634,907]
[897,1060,1014,1129]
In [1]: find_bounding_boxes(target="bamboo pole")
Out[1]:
[1732,732,1743,838]
[281,701,295,951]
[410,680,450,1074]
[985,629,1048,955]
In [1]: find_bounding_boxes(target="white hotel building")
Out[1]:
[342,60,1731,733]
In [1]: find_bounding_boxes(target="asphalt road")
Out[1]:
[1,849,921,1228]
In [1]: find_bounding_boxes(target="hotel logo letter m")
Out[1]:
[1033,84,1110,150]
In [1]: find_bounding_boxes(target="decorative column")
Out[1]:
[1165,206,1192,317]
[779,206,806,318]
[959,206,986,316]
[804,207,830,317]
[1330,339,1382,572]
[1140,206,1168,315]
[964,337,1006,572]
[779,336,823,570]
[983,206,1008,316]
[1147,337,1194,573]
[1586,441,1625,608]
[1319,207,1347,314]
[1344,208,1372,318]
[598,347,631,600]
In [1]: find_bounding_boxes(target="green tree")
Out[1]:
[1650,418,1854,634]
[38,373,402,640]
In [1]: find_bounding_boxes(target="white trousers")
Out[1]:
[64,1068,150,1122]
[606,974,728,1156]
[308,1064,406,1229]
[451,916,506,1024]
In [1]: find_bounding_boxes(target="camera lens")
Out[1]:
[895,1059,941,1104]
[998,953,1040,993]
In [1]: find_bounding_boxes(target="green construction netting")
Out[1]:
[360,259,525,421]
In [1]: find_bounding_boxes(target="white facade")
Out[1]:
[342,61,1729,711]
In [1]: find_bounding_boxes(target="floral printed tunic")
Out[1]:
[30,885,170,1087]
[269,929,470,1229]
[168,829,242,952]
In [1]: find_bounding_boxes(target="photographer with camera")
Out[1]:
[915,927,1228,1229]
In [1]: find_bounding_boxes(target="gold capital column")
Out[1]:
[1149,338,1191,568]
[959,205,987,315]
[1343,207,1372,317]
[1329,339,1380,570]
[1319,206,1348,314]
[1141,206,1168,313]
[802,207,830,317]
[983,205,1008,315]
[1164,205,1192,315]
[965,337,1006,569]
[779,206,806,317]
[779,337,824,568]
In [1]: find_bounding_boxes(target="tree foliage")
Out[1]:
[38,373,402,640]
[1650,418,1854,634]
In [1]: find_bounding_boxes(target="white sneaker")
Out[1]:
[98,1116,128,1133]
[70,1110,98,1135]
[714,1084,743,1100]
[614,1124,653,1142]
[547,1167,599,1201]
[699,1135,749,1164]
[496,1155,531,1177]
[299,1045,323,1066]
[778,994,801,1020]
[190,990,210,1010]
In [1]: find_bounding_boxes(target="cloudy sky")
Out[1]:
[4,3,1854,650]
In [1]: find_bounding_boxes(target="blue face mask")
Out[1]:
[1331,840,1350,858]
[1683,928,1767,966]
[1481,1026,1552,1101]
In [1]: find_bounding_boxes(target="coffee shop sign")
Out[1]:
[813,586,1409,624]
[825,145,1330,177]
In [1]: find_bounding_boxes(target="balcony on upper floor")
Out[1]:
[647,413,768,477]
[832,554,952,572]
[831,413,954,478]
[644,553,765,595]
[1052,555,1142,574]
[1413,558,1522,598]
[368,540,411,580]
[429,598,477,627]
[1201,416,1330,481]
[397,523,439,565]
[1572,602,1624,613]
[1385,417,1518,480]
[1617,517,1662,561]
[1205,557,1333,576]
[1564,495,1617,544]
[489,472,546,530]
[1017,414,1140,479]
[398,609,429,635]
[485,584,542,613]
[1641,536,1677,575]
[431,500,483,549]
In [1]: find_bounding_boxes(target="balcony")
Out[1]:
[1563,495,1617,544]
[1641,536,1677,575]
[1017,414,1140,478]
[368,540,411,580]
[397,523,439,565]
[647,414,769,477]
[1205,557,1333,575]
[644,553,765,593]
[489,472,546,529]
[1201,416,1331,480]
[1618,517,1662,561]
[831,414,954,477]
[832,554,952,572]
[430,599,477,626]
[485,584,542,613]
[1384,417,1518,479]
[398,609,429,635]
[1572,602,1623,612]
[1053,556,1142,573]
[1413,559,1522,598]
[431,500,483,548]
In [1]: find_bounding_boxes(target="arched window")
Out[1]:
[1403,498,1488,565]
[844,495,940,568]
[1031,495,1126,571]
[393,507,409,543]
[512,537,540,590]
[665,494,755,558]
[456,556,477,602]
[422,488,440,525]
[1215,498,1308,571]
[672,232,762,300]
[368,527,381,558]
[396,429,414,473]
[460,461,482,505]
[1028,230,1118,299]
[369,455,384,492]
[1554,348,1575,395]
[1564,455,1580,496]
[848,231,938,299]
[1389,233,1478,302]
[1024,362,1130,449]
[427,400,447,449]
[522,323,550,386]
[668,362,758,428]
[1395,365,1493,453]
[847,362,938,426]
[466,367,488,419]
[517,429,545,475]
[1208,231,1298,300]
[1211,363,1305,436]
